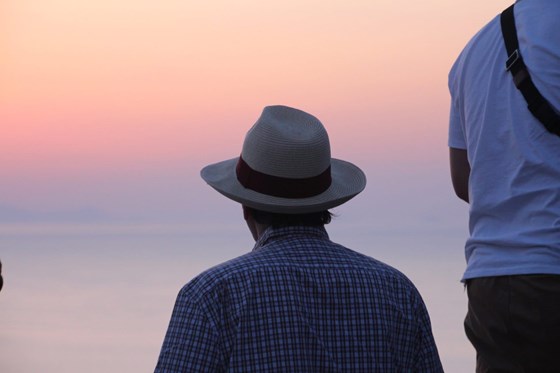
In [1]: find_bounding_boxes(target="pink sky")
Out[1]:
[0,0,512,219]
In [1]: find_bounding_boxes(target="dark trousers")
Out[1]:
[465,275,560,373]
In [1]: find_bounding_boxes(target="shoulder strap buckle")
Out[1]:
[505,49,520,71]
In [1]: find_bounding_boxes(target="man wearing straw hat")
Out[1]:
[155,105,443,372]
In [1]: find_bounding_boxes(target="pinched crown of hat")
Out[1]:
[201,105,366,213]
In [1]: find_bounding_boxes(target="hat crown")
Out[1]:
[241,105,331,179]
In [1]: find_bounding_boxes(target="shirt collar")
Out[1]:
[252,225,329,252]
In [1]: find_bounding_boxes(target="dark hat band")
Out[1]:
[235,156,332,198]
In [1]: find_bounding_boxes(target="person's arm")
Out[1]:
[155,289,224,372]
[449,147,470,203]
[411,287,445,373]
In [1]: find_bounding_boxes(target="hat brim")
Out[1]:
[201,158,366,214]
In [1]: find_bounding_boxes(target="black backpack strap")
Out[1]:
[500,4,560,136]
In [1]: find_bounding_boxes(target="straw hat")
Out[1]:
[200,105,366,213]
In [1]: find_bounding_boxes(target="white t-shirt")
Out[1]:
[448,0,560,280]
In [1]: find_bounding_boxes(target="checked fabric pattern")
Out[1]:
[155,226,443,372]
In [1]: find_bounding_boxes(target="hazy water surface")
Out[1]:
[0,222,473,373]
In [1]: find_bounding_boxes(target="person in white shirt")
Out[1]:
[448,0,560,371]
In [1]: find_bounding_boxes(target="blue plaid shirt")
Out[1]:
[155,226,443,372]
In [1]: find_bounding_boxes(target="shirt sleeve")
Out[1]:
[155,289,225,373]
[448,100,467,150]
[412,290,445,373]
[448,62,468,150]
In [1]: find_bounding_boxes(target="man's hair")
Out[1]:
[247,207,332,227]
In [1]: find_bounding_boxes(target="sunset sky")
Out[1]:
[1,1,514,372]
[1,0,512,225]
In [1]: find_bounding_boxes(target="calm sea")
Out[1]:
[0,222,473,373]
